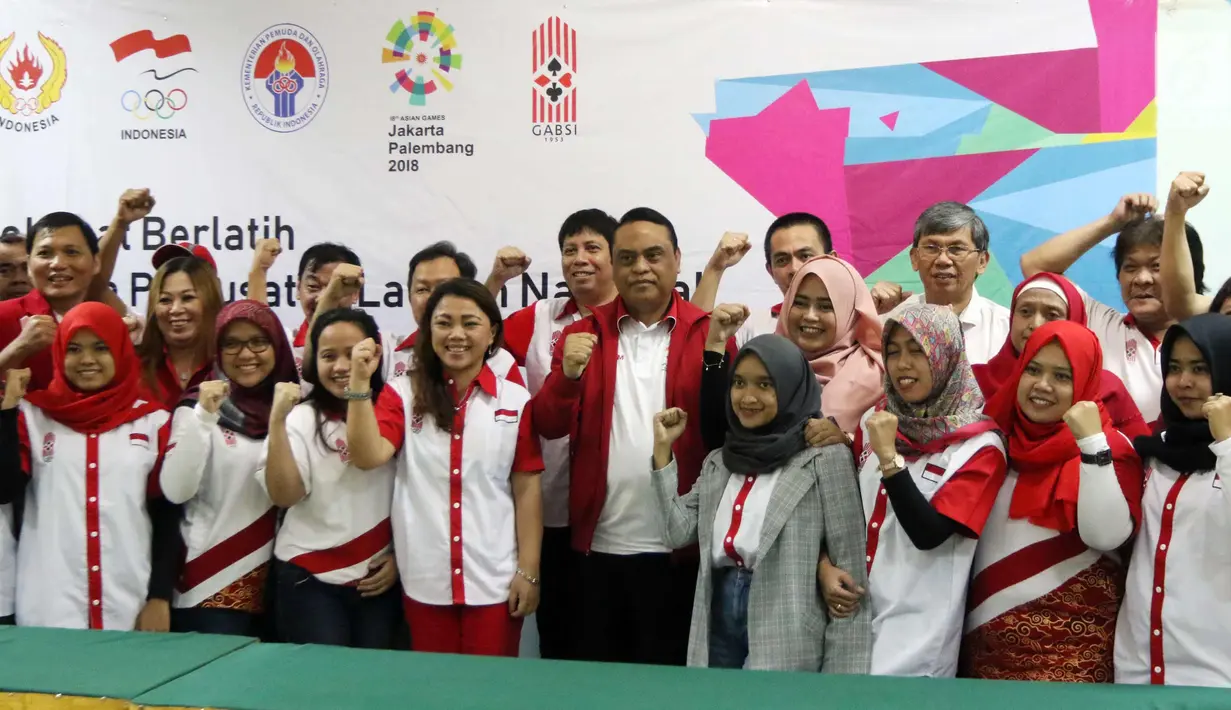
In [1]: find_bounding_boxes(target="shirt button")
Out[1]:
[736,561,743,568]
[1153,629,1161,636]
[453,536,459,542]
[453,568,461,575]
[88,497,97,503]
[447,379,454,385]
[1154,666,1162,674]
[453,502,460,509]
[725,537,732,543]
[88,463,97,469]
[452,468,459,475]
[90,532,98,538]
[745,477,753,483]
[865,555,872,562]
[89,434,97,439]
[91,565,99,572]
[1159,543,1167,551]
[92,600,99,606]
[880,489,887,496]
[1165,504,1173,510]
[1155,586,1162,593]
[734,505,741,511]
[453,435,460,440]
[871,522,879,529]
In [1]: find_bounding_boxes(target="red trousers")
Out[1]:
[402,596,523,657]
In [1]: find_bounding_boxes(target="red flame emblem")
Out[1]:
[8,44,43,91]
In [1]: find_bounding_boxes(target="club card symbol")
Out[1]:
[393,361,408,377]
[383,11,462,107]
[241,24,328,133]
[532,17,576,125]
[41,432,55,463]
[411,411,424,433]
[221,428,238,447]
[111,30,195,122]
[0,32,67,117]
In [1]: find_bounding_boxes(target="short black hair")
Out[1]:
[1114,217,1206,294]
[616,207,678,251]
[557,209,617,251]
[763,212,833,266]
[26,212,99,255]
[407,241,477,288]
[1210,276,1231,314]
[0,228,24,247]
[298,242,360,280]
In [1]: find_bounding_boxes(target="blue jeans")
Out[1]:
[708,566,752,668]
[172,607,259,636]
[275,559,401,649]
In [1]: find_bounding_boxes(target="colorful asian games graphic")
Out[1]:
[383,11,463,107]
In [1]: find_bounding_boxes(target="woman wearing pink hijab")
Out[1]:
[777,255,885,434]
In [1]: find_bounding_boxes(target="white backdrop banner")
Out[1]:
[1,0,1227,335]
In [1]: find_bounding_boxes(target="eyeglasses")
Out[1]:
[220,337,272,355]
[915,243,982,260]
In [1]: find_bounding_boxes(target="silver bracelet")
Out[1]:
[516,567,539,585]
[342,386,372,401]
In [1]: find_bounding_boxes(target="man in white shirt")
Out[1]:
[878,202,1010,365]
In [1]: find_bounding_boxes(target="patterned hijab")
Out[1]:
[883,304,997,455]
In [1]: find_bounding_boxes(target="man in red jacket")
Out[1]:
[532,207,736,665]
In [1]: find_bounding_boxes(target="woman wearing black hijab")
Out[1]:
[650,334,870,672]
[1119,313,1231,687]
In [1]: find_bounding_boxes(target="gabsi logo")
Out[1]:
[242,24,328,133]
[532,17,576,141]
[0,31,67,133]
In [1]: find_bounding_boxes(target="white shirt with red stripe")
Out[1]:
[15,403,170,630]
[1115,440,1231,687]
[502,296,584,529]
[256,403,395,586]
[853,411,1006,677]
[711,470,780,569]
[374,364,544,606]
[385,331,525,388]
[288,322,398,395]
[1079,291,1163,424]
[160,404,276,609]
[0,503,12,618]
[886,289,1010,366]
[734,304,782,349]
[594,313,675,555]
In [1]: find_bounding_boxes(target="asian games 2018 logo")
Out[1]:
[0,31,67,133]
[241,23,328,133]
[383,11,462,107]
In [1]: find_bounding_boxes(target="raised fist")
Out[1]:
[489,246,532,286]
[870,281,911,315]
[271,381,302,421]
[562,332,597,380]
[708,232,751,271]
[253,239,283,272]
[116,188,155,225]
[349,338,381,387]
[2,368,31,410]
[1109,193,1158,229]
[16,315,56,357]
[1203,394,1231,443]
[865,410,900,463]
[1167,172,1209,215]
[197,380,230,414]
[653,407,689,447]
[706,303,750,347]
[1062,400,1103,440]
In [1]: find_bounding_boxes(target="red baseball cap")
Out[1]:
[152,242,217,270]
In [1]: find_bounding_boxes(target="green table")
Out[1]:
[0,626,252,701]
[133,642,1231,710]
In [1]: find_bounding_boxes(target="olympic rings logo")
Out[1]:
[120,88,188,120]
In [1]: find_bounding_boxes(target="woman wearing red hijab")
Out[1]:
[961,321,1143,682]
[974,272,1149,440]
[0,303,175,630]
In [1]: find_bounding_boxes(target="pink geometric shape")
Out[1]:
[924,48,1099,134]
[842,149,1038,275]
[923,0,1156,134]
[706,81,854,255]
[879,111,899,130]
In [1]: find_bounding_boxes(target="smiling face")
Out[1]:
[908,226,988,304]
[64,328,117,392]
[1165,335,1213,420]
[155,272,206,350]
[1010,287,1068,353]
[410,257,461,326]
[315,321,366,399]
[884,324,934,404]
[785,274,838,354]
[767,225,827,295]
[1118,245,1165,326]
[729,353,778,429]
[430,294,496,378]
[29,226,99,307]
[1016,341,1075,424]
[561,229,614,302]
[219,320,276,388]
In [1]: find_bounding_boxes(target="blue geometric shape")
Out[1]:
[970,159,1155,233]
[972,139,1156,201]
[730,63,987,101]
[845,105,991,165]
[809,88,989,138]
[979,213,1124,309]
[692,81,796,135]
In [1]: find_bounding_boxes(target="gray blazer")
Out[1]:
[652,445,872,673]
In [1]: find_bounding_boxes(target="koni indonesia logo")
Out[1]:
[383,11,462,107]
[0,31,67,133]
[111,29,195,140]
[241,23,328,133]
[532,17,576,141]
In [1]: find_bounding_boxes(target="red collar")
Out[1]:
[292,319,310,348]
[449,364,498,399]
[20,289,55,318]
[1122,315,1162,349]
[614,292,679,327]
[769,302,783,317]
[559,297,580,319]
[395,331,418,352]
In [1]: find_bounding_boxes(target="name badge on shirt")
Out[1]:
[921,463,945,484]
[494,408,519,424]
[129,432,150,449]
[1214,474,1223,490]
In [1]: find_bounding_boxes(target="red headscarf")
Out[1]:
[26,302,166,434]
[181,300,298,439]
[983,321,1139,532]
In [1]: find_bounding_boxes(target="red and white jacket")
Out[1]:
[160,404,276,609]
[257,403,395,586]
[374,365,543,606]
[15,403,171,629]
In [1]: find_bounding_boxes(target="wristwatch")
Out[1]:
[1080,449,1112,466]
[878,453,905,475]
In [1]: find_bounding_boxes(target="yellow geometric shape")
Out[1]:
[1081,100,1156,144]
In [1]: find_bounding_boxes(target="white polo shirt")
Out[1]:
[256,403,395,586]
[374,365,544,606]
[1079,291,1163,425]
[853,412,1006,677]
[593,313,675,556]
[734,304,782,349]
[886,287,1009,366]
[161,405,276,609]
[711,470,780,570]
[15,404,171,630]
[503,296,585,529]
[386,331,525,387]
[1115,440,1231,687]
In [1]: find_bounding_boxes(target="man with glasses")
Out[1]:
[0,229,31,300]
[881,201,1009,364]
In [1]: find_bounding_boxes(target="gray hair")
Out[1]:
[912,201,989,251]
